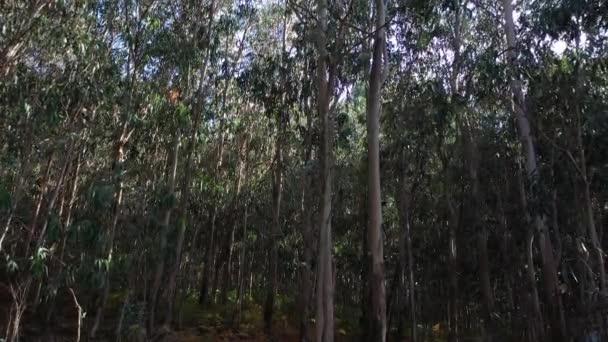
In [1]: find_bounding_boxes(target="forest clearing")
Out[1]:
[1,0,607,341]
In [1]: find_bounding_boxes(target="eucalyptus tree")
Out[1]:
[365,0,388,338]
[1,0,608,341]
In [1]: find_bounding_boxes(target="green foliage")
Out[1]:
[5,255,19,273]
[0,0,606,340]
[0,182,10,210]
[159,188,177,210]
[30,247,50,278]
[89,183,114,210]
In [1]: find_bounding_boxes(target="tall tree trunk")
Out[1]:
[220,138,247,305]
[572,60,606,296]
[45,147,84,329]
[1,111,34,253]
[91,2,143,330]
[448,1,495,336]
[497,179,517,334]
[264,119,283,335]
[28,139,75,319]
[149,132,180,330]
[234,193,249,328]
[24,153,53,255]
[405,209,416,342]
[200,209,217,305]
[366,0,387,338]
[91,122,133,338]
[164,127,198,323]
[396,152,416,342]
[298,102,315,342]
[314,0,335,338]
[264,6,288,333]
[64,149,82,230]
[501,1,566,340]
[169,0,216,316]
[463,123,494,338]
[164,109,201,321]
[516,162,544,341]
[447,194,459,342]
[359,191,371,342]
[211,245,223,303]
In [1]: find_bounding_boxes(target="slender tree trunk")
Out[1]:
[501,1,566,339]
[463,123,495,339]
[314,0,335,338]
[366,0,387,338]
[449,2,495,336]
[298,104,315,342]
[573,86,606,296]
[396,154,416,342]
[24,154,53,255]
[200,209,218,305]
[219,223,236,305]
[447,195,459,342]
[211,246,222,302]
[220,138,247,305]
[497,180,517,334]
[91,3,143,330]
[91,122,132,338]
[264,7,288,334]
[516,163,544,342]
[27,139,75,320]
[476,228,494,337]
[1,113,34,253]
[64,149,82,230]
[149,132,180,330]
[165,97,201,323]
[264,119,284,334]
[45,124,92,330]
[405,213,416,342]
[570,34,606,298]
[360,191,371,342]
[168,0,216,317]
[234,202,249,328]
[36,138,75,249]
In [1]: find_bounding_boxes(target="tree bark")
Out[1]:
[314,0,335,338]
[200,209,216,305]
[234,191,249,328]
[366,0,387,338]
[396,152,416,342]
[298,100,315,342]
[264,113,284,335]
[447,193,460,342]
[220,137,247,305]
[169,0,216,315]
[91,122,133,338]
[149,131,180,330]
[24,153,53,255]
[463,120,494,338]
[264,6,288,333]
[1,110,34,253]
[572,59,606,296]
[516,162,544,341]
[235,207,248,321]
[501,0,566,339]
[36,138,75,248]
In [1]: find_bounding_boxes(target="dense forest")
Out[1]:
[1,0,607,341]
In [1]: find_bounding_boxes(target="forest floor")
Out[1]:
[11,291,354,341]
[152,299,304,342]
